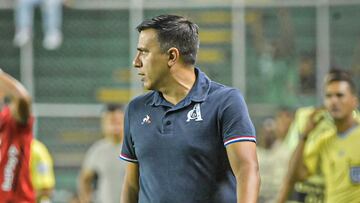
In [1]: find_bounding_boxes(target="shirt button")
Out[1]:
[166,121,171,125]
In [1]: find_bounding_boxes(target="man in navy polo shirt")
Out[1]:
[120,14,260,203]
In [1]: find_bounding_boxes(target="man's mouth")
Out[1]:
[330,108,340,113]
[138,73,145,81]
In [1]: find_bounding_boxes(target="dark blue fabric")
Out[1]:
[121,68,255,203]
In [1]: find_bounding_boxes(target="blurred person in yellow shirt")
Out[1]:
[280,106,332,203]
[279,97,360,203]
[277,69,360,203]
[30,139,55,203]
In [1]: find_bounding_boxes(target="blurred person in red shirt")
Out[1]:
[0,68,35,203]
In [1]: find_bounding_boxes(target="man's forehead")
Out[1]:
[326,81,352,93]
[139,29,158,43]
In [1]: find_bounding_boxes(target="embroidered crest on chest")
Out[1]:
[186,103,203,122]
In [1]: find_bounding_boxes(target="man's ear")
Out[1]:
[167,47,179,67]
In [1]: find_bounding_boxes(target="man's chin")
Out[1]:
[331,114,344,121]
[143,84,154,91]
[142,82,149,89]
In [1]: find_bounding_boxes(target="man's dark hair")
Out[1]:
[104,103,124,112]
[325,69,357,95]
[136,14,199,65]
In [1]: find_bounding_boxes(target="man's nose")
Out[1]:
[133,53,142,68]
[329,96,340,105]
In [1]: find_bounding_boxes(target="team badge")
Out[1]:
[186,103,203,122]
[350,166,360,184]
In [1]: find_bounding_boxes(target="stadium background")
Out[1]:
[0,0,359,202]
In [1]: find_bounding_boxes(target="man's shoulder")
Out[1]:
[348,123,360,138]
[86,139,109,153]
[208,81,243,99]
[31,139,50,156]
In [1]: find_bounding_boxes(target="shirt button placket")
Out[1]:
[162,114,172,135]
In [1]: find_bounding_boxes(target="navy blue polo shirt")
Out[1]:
[120,68,256,203]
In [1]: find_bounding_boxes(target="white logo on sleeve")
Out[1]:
[187,103,203,122]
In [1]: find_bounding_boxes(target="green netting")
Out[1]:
[0,10,20,78]
[33,8,130,103]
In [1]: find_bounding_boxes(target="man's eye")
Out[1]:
[336,93,344,98]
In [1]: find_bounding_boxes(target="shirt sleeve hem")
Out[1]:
[224,136,256,146]
[119,154,138,163]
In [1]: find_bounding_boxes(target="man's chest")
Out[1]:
[129,103,224,159]
[322,135,360,182]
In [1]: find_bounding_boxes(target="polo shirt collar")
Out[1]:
[150,67,210,107]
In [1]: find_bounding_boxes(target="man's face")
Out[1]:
[102,110,124,142]
[324,81,358,121]
[133,29,169,90]
[275,110,293,139]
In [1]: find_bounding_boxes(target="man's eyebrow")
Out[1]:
[137,47,148,52]
[325,93,333,97]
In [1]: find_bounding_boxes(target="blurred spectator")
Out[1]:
[278,69,360,203]
[13,0,63,50]
[68,192,81,203]
[30,139,55,203]
[0,68,35,202]
[258,117,277,149]
[249,9,295,59]
[257,107,294,202]
[78,104,126,203]
[274,107,294,145]
[248,8,297,106]
[298,51,316,95]
[351,38,360,88]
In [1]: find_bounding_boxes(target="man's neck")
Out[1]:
[335,115,356,133]
[105,135,121,144]
[160,66,196,105]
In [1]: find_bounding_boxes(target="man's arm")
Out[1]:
[276,108,324,203]
[120,162,139,203]
[276,137,309,203]
[226,141,260,203]
[0,69,31,123]
[37,188,54,203]
[78,169,96,203]
[31,140,56,203]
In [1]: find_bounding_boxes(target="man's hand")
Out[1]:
[301,107,326,141]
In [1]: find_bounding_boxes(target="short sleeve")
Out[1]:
[220,89,256,146]
[120,104,138,163]
[30,140,55,190]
